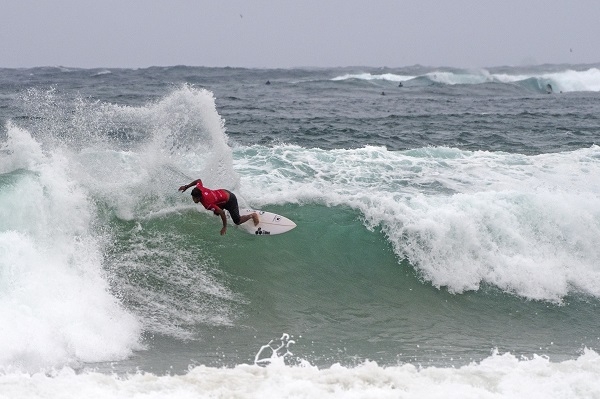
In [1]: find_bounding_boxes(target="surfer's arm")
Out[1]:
[216,208,228,235]
[178,179,202,192]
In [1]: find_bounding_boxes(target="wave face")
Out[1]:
[236,144,600,302]
[1,65,600,396]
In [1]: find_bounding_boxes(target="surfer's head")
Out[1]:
[191,187,202,203]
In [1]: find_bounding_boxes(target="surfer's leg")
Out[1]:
[223,192,259,225]
[237,212,259,225]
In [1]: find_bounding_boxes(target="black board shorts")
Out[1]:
[222,190,242,224]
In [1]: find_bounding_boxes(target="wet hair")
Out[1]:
[191,187,202,198]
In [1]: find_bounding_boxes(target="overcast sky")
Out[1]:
[2,0,599,69]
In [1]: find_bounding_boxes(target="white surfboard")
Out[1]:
[237,209,296,236]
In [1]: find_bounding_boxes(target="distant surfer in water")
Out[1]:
[179,179,259,236]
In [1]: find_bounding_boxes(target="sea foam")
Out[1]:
[0,124,142,372]
[1,349,599,399]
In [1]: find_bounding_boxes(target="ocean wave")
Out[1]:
[7,85,600,308]
[236,144,600,302]
[91,69,112,77]
[331,72,415,82]
[331,68,600,92]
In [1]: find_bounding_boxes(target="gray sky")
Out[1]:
[2,0,599,69]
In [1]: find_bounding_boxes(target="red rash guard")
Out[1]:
[196,182,229,213]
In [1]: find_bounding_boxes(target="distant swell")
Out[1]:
[331,67,600,92]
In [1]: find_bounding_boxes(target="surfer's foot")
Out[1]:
[251,212,259,226]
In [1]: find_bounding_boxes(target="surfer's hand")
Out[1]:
[178,185,188,192]
[220,226,227,236]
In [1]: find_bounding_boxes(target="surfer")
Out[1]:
[179,179,259,236]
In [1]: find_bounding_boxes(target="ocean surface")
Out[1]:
[1,64,600,398]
